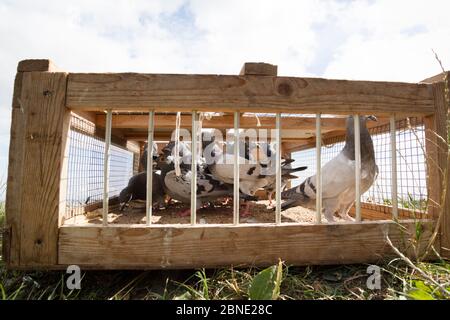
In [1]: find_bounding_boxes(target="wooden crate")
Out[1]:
[3,59,449,269]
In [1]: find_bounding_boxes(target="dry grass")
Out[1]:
[0,259,448,300]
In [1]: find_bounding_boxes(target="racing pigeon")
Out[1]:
[119,171,166,211]
[280,115,378,222]
[140,142,159,170]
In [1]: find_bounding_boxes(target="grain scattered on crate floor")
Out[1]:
[64,200,351,225]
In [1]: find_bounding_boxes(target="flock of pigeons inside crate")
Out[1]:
[118,115,378,223]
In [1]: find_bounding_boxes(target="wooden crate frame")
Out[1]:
[3,59,449,269]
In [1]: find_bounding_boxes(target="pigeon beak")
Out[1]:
[366,115,378,122]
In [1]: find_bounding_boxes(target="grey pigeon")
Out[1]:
[280,115,379,222]
[119,171,165,211]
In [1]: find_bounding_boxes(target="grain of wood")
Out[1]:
[12,73,24,109]
[4,108,26,267]
[58,220,435,269]
[17,59,59,72]
[239,62,278,76]
[18,72,70,266]
[421,71,450,84]
[6,60,63,268]
[348,204,424,220]
[424,115,441,220]
[95,113,347,130]
[432,82,450,258]
[66,73,434,115]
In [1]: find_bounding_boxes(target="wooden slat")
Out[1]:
[66,73,434,115]
[6,60,64,267]
[424,115,441,221]
[95,113,347,130]
[4,108,26,267]
[349,203,425,220]
[58,220,434,269]
[239,62,278,76]
[18,72,70,266]
[420,72,449,258]
[432,82,450,258]
[12,72,24,109]
[17,59,59,72]
[421,71,450,84]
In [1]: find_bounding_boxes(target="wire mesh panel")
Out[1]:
[292,117,427,216]
[65,115,134,219]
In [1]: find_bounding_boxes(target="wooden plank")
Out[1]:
[71,110,97,123]
[4,108,26,267]
[17,59,59,72]
[240,62,278,76]
[12,73,24,109]
[424,115,441,221]
[6,60,63,268]
[349,203,424,220]
[58,220,435,269]
[421,71,450,84]
[66,73,434,115]
[431,82,450,258]
[18,72,70,266]
[421,72,449,258]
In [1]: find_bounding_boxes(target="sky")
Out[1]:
[0,0,449,192]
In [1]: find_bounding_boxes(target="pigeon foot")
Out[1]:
[240,202,252,217]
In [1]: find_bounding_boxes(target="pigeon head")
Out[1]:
[343,115,376,161]
[346,115,378,128]
[159,140,192,166]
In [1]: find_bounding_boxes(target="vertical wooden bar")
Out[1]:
[390,115,398,219]
[424,115,441,220]
[315,114,322,224]
[15,71,70,267]
[233,112,240,225]
[103,110,112,226]
[4,73,26,267]
[354,115,362,222]
[146,110,154,226]
[421,73,449,258]
[275,113,282,224]
[191,111,198,225]
[431,81,450,258]
[5,60,62,267]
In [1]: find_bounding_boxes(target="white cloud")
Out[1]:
[323,0,450,81]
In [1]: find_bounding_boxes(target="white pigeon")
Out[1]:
[280,115,379,222]
[206,140,306,197]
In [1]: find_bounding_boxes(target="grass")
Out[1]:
[0,258,448,300]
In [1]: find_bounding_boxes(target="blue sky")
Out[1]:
[0,0,449,192]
